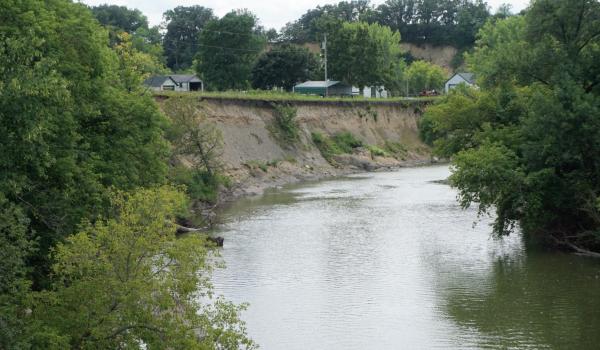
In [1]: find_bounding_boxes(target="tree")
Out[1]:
[163,96,229,204]
[251,44,321,91]
[113,32,169,90]
[196,10,266,91]
[164,97,224,178]
[30,186,255,349]
[404,60,447,95]
[163,6,215,71]
[420,0,600,253]
[0,0,169,288]
[91,4,148,33]
[328,22,403,92]
[280,1,373,43]
[0,195,35,349]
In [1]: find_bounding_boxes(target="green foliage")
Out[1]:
[423,0,600,251]
[163,6,215,71]
[29,186,255,349]
[196,10,266,91]
[404,60,447,95]
[280,0,372,42]
[367,145,388,158]
[91,4,148,33]
[0,0,170,287]
[283,0,490,47]
[157,89,438,104]
[169,166,229,204]
[312,131,363,163]
[328,21,404,91]
[164,96,224,177]
[0,195,35,349]
[252,44,322,91]
[270,103,300,144]
[332,132,364,153]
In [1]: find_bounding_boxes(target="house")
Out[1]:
[293,81,353,97]
[143,76,178,91]
[169,74,204,92]
[445,72,476,93]
[143,74,204,92]
[352,86,389,98]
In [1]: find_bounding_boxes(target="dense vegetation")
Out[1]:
[252,44,322,91]
[420,0,600,254]
[280,0,499,47]
[196,10,267,91]
[328,22,404,92]
[91,0,460,96]
[0,0,253,348]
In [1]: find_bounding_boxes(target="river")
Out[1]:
[211,165,600,349]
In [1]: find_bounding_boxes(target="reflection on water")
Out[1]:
[211,165,600,349]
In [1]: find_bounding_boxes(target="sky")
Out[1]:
[80,0,530,30]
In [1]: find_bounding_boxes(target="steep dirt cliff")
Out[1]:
[158,96,432,199]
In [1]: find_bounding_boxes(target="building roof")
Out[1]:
[452,72,476,84]
[294,80,345,88]
[143,76,176,87]
[170,74,202,83]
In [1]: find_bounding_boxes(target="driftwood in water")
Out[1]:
[176,224,202,234]
[175,223,224,247]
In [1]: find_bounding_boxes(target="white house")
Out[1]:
[170,74,204,92]
[143,74,204,92]
[445,72,476,93]
[351,86,389,98]
[143,76,178,91]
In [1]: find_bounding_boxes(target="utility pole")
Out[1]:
[323,33,328,97]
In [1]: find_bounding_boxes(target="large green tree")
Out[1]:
[328,22,404,92]
[251,44,322,91]
[420,0,600,253]
[404,60,447,95]
[29,186,255,349]
[91,4,148,33]
[196,10,266,91]
[163,5,215,71]
[0,0,169,288]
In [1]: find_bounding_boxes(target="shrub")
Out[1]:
[271,103,299,143]
[169,166,228,204]
[367,145,388,158]
[312,131,364,164]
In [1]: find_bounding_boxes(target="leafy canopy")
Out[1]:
[251,44,322,91]
[30,186,255,350]
[328,21,404,91]
[420,0,600,252]
[196,10,266,91]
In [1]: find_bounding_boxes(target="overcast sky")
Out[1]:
[80,0,531,30]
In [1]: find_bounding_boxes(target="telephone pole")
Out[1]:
[323,33,328,97]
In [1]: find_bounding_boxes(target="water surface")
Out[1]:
[211,165,600,349]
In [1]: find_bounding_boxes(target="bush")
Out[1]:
[332,132,363,153]
[169,166,229,204]
[367,145,388,158]
[271,103,299,143]
[312,131,364,164]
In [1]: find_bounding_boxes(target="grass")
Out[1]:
[155,89,439,105]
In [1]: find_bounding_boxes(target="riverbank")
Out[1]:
[156,94,434,224]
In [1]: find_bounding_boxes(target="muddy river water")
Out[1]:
[211,165,600,349]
